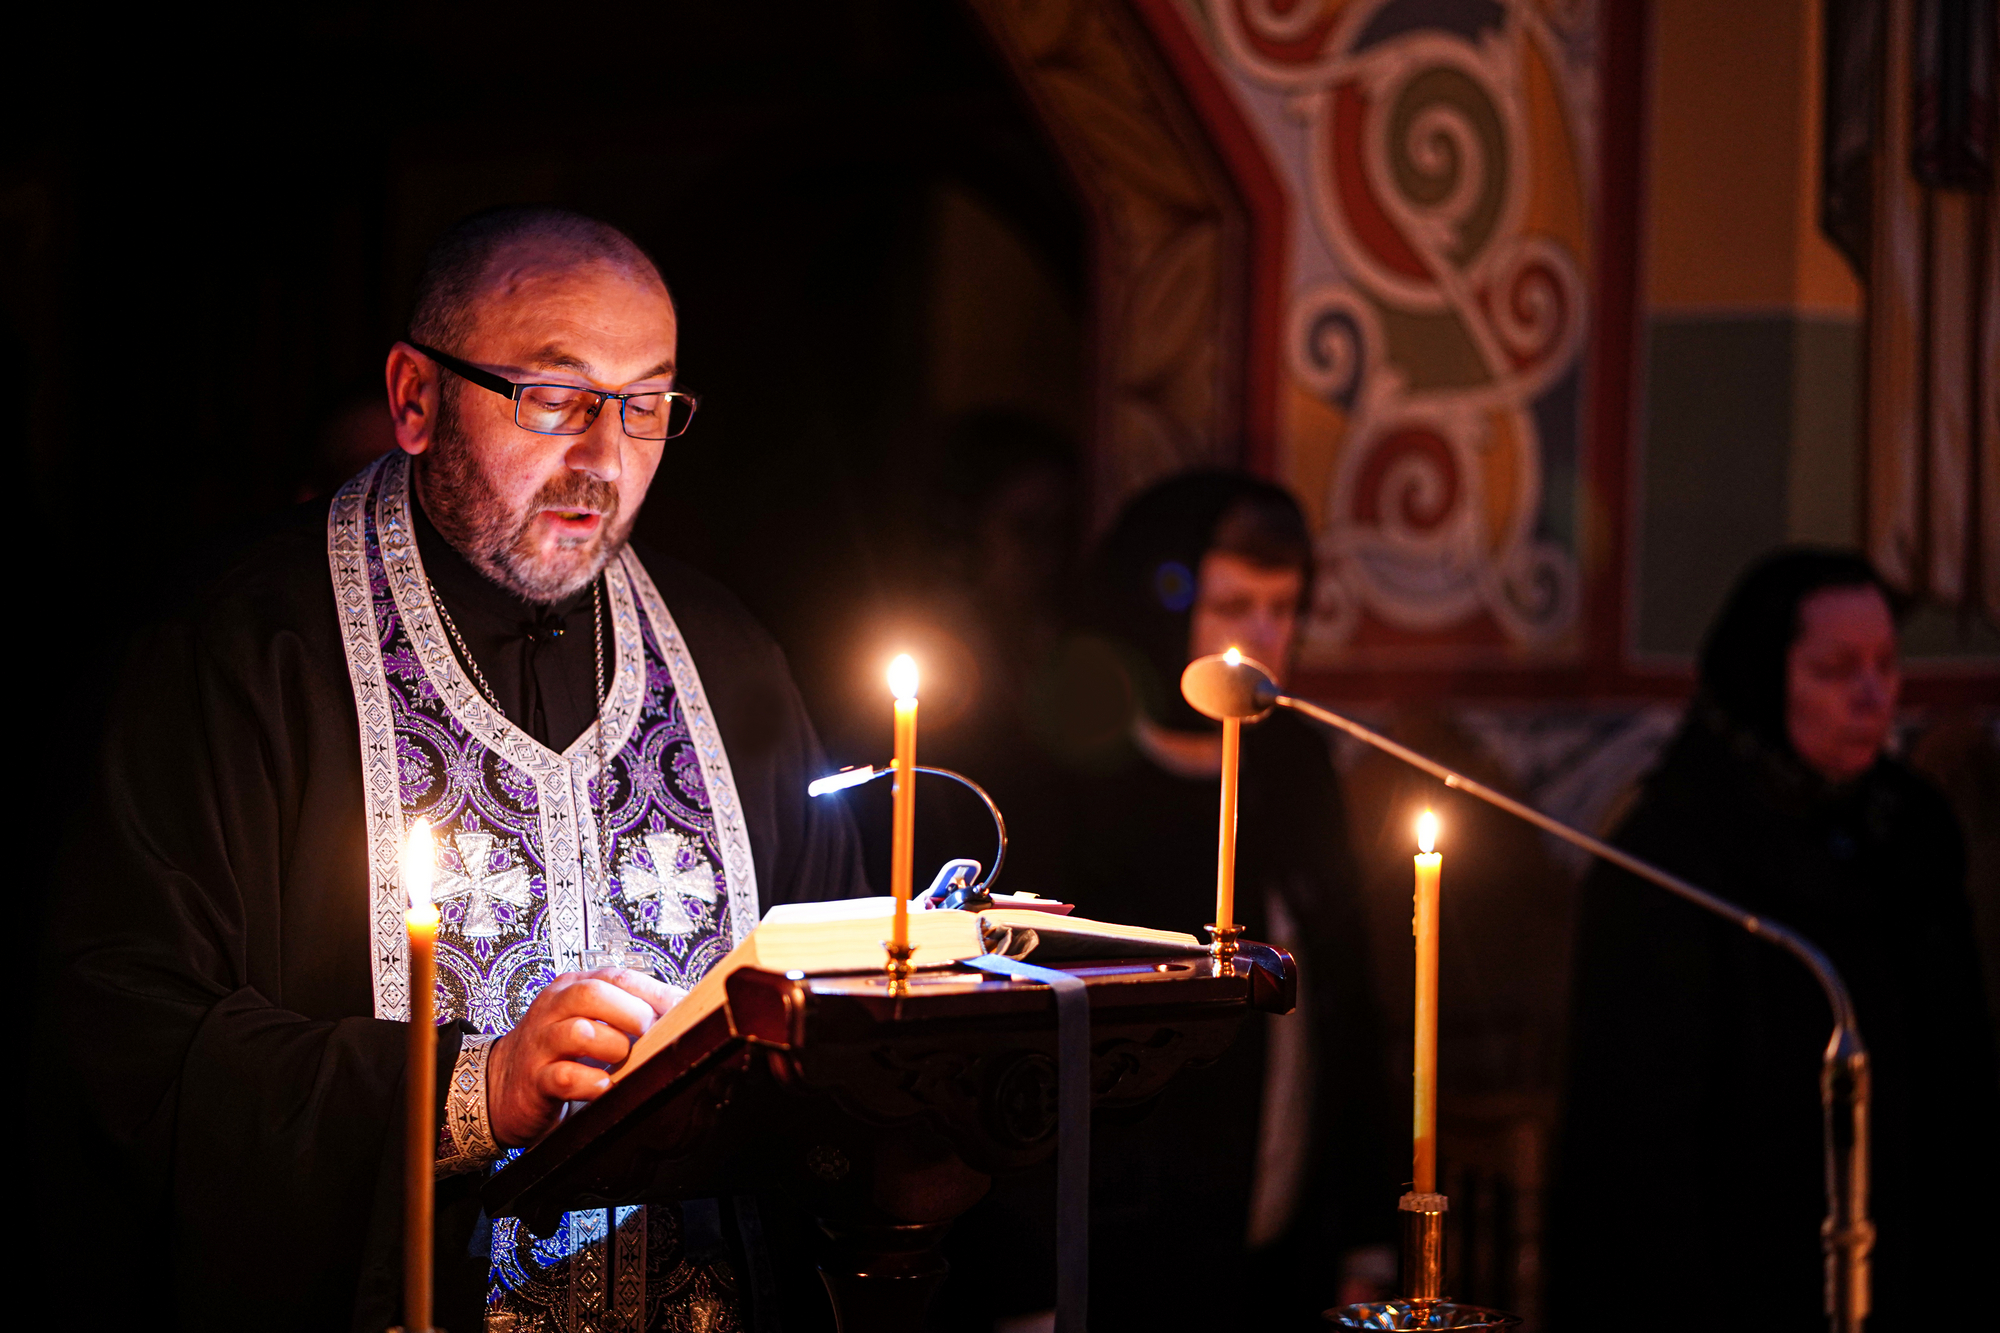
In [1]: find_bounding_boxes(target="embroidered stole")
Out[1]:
[330,453,757,1330]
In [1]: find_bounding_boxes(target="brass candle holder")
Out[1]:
[1399,1191,1447,1306]
[1205,921,1244,964]
[882,939,915,996]
[1324,1193,1518,1330]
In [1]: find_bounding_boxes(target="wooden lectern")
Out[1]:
[483,942,1296,1330]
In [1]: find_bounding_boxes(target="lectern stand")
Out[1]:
[484,943,1296,1331]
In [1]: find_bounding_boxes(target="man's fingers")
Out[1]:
[542,976,660,1038]
[599,968,685,1020]
[569,966,685,1022]
[502,970,688,1123]
[538,1060,613,1102]
[532,1014,634,1067]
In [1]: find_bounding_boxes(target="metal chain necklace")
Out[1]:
[427,578,506,715]
[591,577,611,934]
[429,574,620,955]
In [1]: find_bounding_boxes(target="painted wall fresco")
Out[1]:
[969,0,1251,528]
[1182,0,1600,668]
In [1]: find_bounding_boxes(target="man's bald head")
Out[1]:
[407,206,668,353]
[389,205,679,603]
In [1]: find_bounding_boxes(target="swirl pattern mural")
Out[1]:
[1198,0,1596,663]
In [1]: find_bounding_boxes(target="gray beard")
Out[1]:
[417,400,633,604]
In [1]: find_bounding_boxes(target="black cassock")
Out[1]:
[1548,714,2000,1333]
[41,494,863,1331]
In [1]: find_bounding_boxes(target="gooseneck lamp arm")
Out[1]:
[1178,652,1872,1333]
[808,764,1009,894]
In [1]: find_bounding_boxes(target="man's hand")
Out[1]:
[487,967,685,1148]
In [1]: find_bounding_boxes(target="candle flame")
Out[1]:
[888,653,919,701]
[402,817,436,912]
[1223,646,1242,666]
[1416,809,1439,855]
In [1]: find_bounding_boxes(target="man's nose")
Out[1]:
[563,406,624,482]
[1245,611,1284,657]
[1855,668,1892,712]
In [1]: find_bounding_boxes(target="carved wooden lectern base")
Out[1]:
[484,945,1295,1331]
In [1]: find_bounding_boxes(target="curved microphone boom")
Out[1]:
[1179,652,1873,1333]
[808,763,1009,896]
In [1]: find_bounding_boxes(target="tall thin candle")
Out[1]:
[402,818,440,1333]
[887,655,919,956]
[1213,689,1243,932]
[1412,810,1441,1195]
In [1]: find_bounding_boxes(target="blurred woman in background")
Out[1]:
[1549,547,2000,1332]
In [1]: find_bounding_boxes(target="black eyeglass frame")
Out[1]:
[406,340,698,440]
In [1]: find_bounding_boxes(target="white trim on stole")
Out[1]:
[329,452,757,1018]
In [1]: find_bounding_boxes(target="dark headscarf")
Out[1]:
[1688,545,1894,761]
[1552,547,1998,1329]
[1079,470,1311,730]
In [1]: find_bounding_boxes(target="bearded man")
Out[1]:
[45,207,864,1331]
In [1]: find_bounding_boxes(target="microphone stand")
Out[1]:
[1178,654,1871,1333]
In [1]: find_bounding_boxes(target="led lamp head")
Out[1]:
[807,765,885,798]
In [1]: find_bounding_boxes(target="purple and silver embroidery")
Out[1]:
[331,454,757,1331]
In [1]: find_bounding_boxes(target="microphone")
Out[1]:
[1179,648,1279,722]
[1180,652,1872,1333]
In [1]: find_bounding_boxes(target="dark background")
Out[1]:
[8,0,1093,913]
[17,7,1997,1328]
[12,7,1097,1325]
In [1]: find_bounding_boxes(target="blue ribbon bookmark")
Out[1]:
[961,953,1090,1333]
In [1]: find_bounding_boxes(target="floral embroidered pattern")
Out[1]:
[330,454,758,1329]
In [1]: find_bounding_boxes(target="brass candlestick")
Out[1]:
[1325,1192,1519,1331]
[883,939,915,996]
[1206,921,1244,964]
[1399,1191,1446,1306]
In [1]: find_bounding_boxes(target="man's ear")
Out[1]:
[385,342,439,456]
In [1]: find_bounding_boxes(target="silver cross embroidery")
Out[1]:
[432,831,536,938]
[616,829,717,936]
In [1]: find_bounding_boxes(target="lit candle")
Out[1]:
[1213,648,1244,934]
[1412,810,1441,1195]
[887,655,919,959]
[402,817,440,1333]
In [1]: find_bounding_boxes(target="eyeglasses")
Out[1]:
[407,341,698,440]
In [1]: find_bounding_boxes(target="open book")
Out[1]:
[611,898,1201,1081]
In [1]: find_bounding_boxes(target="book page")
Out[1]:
[981,909,1201,954]
[612,907,986,1080]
